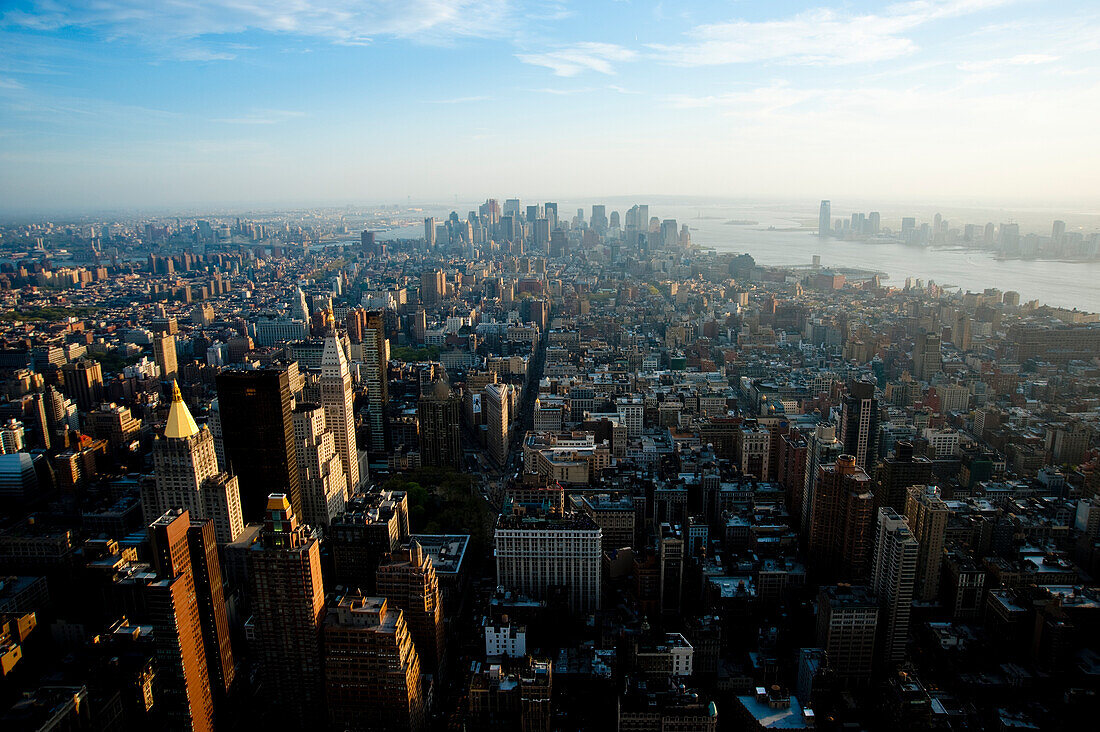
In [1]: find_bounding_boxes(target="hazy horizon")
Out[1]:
[3,0,1100,212]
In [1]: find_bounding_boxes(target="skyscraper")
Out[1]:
[215,366,300,522]
[362,311,389,453]
[819,200,832,236]
[153,332,178,381]
[873,440,934,513]
[144,381,244,543]
[816,584,878,682]
[61,358,104,410]
[591,204,608,231]
[321,334,361,491]
[484,382,511,468]
[147,509,216,732]
[912,332,942,382]
[422,268,444,307]
[323,592,426,732]
[185,518,236,698]
[424,217,436,249]
[802,423,842,536]
[840,380,879,472]
[870,508,918,664]
[417,381,462,469]
[904,485,950,602]
[248,494,326,726]
[808,454,875,580]
[376,541,446,677]
[292,402,348,528]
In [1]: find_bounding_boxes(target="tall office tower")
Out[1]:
[801,423,842,535]
[153,332,178,381]
[321,334,361,491]
[533,217,551,252]
[904,485,950,601]
[1051,219,1066,247]
[496,504,602,612]
[591,204,608,231]
[816,584,879,682]
[413,307,427,343]
[840,380,879,472]
[660,219,678,248]
[323,592,426,732]
[870,509,918,664]
[145,382,244,543]
[293,403,348,527]
[543,201,558,229]
[363,311,390,453]
[808,455,875,580]
[484,382,512,467]
[417,381,462,469]
[186,518,236,697]
[215,366,300,522]
[147,510,215,732]
[868,211,881,234]
[525,204,540,223]
[818,200,832,236]
[248,494,326,727]
[424,217,436,249]
[480,198,501,226]
[503,197,522,217]
[62,358,104,410]
[292,286,310,321]
[360,229,378,256]
[873,440,933,512]
[420,268,444,307]
[376,542,446,677]
[658,523,684,617]
[912,332,941,381]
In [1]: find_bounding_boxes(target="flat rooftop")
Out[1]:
[410,534,469,576]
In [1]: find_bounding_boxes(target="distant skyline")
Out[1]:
[2,0,1100,212]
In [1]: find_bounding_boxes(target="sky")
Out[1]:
[1,0,1099,213]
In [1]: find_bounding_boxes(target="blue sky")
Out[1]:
[1,0,1098,212]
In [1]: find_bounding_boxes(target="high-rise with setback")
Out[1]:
[904,485,950,602]
[292,402,348,527]
[248,494,326,726]
[144,381,244,543]
[321,334,361,492]
[323,592,426,732]
[376,541,446,677]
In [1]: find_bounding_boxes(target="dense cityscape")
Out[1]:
[0,198,1096,731]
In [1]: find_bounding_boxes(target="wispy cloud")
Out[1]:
[650,0,1018,67]
[516,42,636,76]
[0,1,516,46]
[666,82,819,116]
[424,95,491,104]
[212,109,305,125]
[957,54,1059,73]
[0,76,24,89]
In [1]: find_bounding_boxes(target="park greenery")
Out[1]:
[382,466,492,552]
